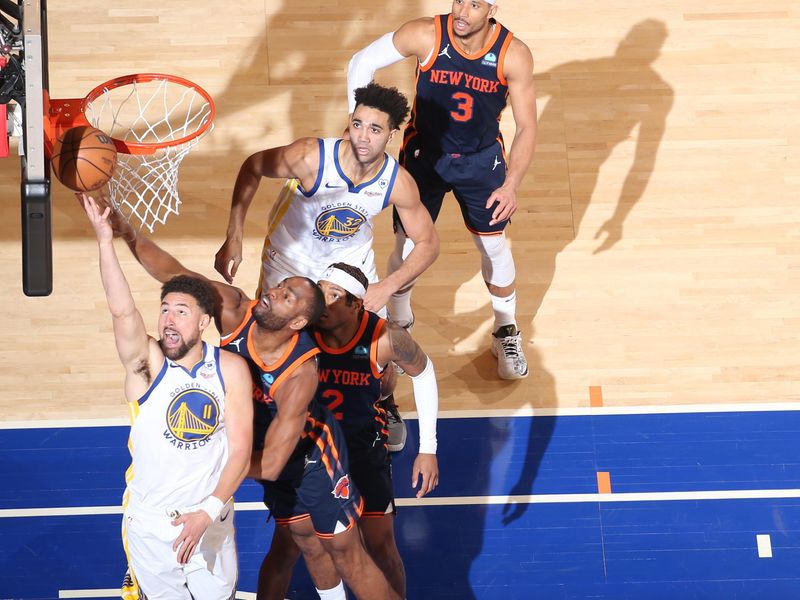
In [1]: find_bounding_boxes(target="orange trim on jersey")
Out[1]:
[496,134,507,158]
[496,31,514,86]
[370,318,387,379]
[269,347,321,399]
[220,301,256,345]
[314,311,370,355]
[447,14,502,61]
[247,327,299,373]
[419,17,442,72]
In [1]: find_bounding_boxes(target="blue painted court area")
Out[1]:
[3,410,800,599]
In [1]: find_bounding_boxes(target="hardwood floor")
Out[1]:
[2,0,799,420]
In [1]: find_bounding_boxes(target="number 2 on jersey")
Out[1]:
[321,389,344,420]
[450,91,474,122]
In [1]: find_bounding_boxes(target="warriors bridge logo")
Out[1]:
[165,389,220,444]
[314,206,367,242]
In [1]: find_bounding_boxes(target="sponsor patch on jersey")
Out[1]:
[165,389,220,442]
[481,51,498,67]
[262,373,275,386]
[199,361,216,379]
[332,474,351,500]
[314,207,367,241]
[378,179,388,189]
[354,345,369,357]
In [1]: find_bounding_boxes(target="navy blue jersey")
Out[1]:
[406,14,513,156]
[313,311,388,449]
[220,301,323,459]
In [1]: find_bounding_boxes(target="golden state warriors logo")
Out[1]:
[314,207,367,242]
[166,389,220,443]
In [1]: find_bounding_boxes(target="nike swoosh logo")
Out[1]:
[325,183,344,188]
[220,508,231,522]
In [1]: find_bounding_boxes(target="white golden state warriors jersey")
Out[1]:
[126,342,228,510]
[265,137,399,273]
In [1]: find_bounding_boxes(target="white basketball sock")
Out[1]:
[388,288,414,327]
[490,291,517,332]
[316,580,346,599]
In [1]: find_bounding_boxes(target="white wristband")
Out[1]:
[410,357,438,454]
[198,496,225,522]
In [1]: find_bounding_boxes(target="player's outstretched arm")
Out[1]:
[171,351,254,564]
[79,194,159,402]
[86,192,252,337]
[215,138,322,283]
[346,18,435,113]
[487,39,538,226]
[383,323,440,498]
[250,359,319,481]
[365,170,439,312]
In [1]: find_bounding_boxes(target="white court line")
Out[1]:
[6,488,800,519]
[4,401,800,429]
[59,591,255,599]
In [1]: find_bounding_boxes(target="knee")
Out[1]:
[471,232,515,287]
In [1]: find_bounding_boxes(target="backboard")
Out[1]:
[0,0,50,296]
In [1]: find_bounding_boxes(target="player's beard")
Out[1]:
[159,332,199,361]
[252,304,292,331]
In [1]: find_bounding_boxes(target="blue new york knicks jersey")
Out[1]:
[314,311,388,451]
[408,14,513,155]
[220,301,323,465]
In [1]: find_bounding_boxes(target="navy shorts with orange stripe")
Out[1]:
[394,137,508,235]
[259,408,363,537]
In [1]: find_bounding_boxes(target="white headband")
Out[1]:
[319,266,367,299]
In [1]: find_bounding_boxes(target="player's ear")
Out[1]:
[198,313,211,331]
[290,316,309,331]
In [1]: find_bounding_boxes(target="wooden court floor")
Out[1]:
[1,0,800,421]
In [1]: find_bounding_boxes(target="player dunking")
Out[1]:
[253,262,440,599]
[348,0,538,379]
[100,196,398,600]
[80,195,254,600]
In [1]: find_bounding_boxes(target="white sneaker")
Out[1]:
[491,325,529,380]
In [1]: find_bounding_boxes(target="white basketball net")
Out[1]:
[84,76,214,232]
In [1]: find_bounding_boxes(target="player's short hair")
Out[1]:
[328,262,369,306]
[354,82,410,130]
[300,277,326,325]
[161,275,218,317]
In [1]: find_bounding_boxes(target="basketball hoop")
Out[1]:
[79,73,215,232]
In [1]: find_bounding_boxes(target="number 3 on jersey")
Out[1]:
[321,389,344,420]
[450,91,474,122]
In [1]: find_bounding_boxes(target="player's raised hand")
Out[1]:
[171,510,212,564]
[77,193,113,243]
[214,236,243,284]
[363,279,394,314]
[411,453,439,498]
[486,183,518,226]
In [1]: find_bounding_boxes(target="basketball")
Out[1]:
[51,125,118,192]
